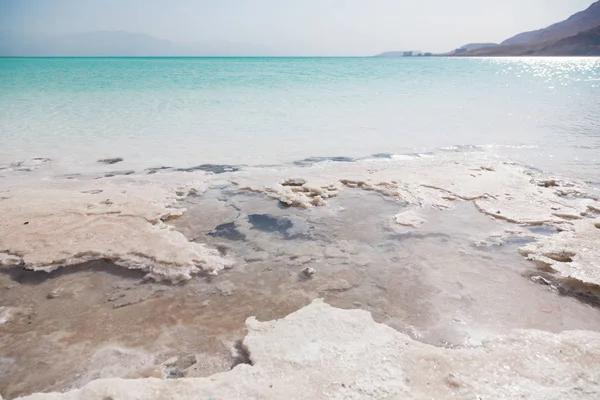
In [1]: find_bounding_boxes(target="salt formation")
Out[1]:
[393,209,427,227]
[233,155,596,224]
[0,173,231,282]
[17,299,600,400]
[520,219,600,287]
[233,154,600,286]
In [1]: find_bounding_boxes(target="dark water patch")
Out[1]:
[370,153,394,159]
[294,156,355,166]
[388,232,451,242]
[97,157,123,165]
[146,166,173,175]
[472,235,535,251]
[102,170,135,178]
[501,235,535,246]
[248,214,294,238]
[3,260,147,285]
[528,225,558,236]
[176,164,240,174]
[208,222,246,241]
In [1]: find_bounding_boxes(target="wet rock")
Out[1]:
[107,285,162,308]
[216,281,235,296]
[98,158,124,165]
[47,287,63,299]
[294,156,355,166]
[323,279,353,292]
[176,164,239,174]
[0,307,15,324]
[138,367,164,379]
[164,354,198,379]
[244,252,270,263]
[231,340,252,368]
[324,247,344,259]
[538,179,559,188]
[393,210,426,228]
[288,255,315,266]
[300,267,316,278]
[281,178,306,187]
[530,276,552,286]
[103,170,135,178]
[145,166,172,175]
[165,368,185,379]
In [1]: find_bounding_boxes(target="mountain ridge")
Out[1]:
[502,1,600,46]
[459,1,600,56]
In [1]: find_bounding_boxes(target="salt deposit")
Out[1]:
[0,172,231,282]
[232,153,600,287]
[17,299,600,400]
[2,153,600,399]
[520,219,600,287]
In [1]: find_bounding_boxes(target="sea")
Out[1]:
[2,57,600,399]
[1,57,599,180]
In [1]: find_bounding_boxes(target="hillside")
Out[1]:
[462,25,600,56]
[502,1,600,46]
[452,43,498,54]
[459,43,498,51]
[533,24,600,56]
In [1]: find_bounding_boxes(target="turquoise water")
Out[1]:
[1,57,599,178]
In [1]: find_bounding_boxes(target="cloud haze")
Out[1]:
[1,0,595,55]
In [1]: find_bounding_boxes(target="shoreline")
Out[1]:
[1,151,600,399]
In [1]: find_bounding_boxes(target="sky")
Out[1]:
[0,0,596,55]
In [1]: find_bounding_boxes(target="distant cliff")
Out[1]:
[462,25,600,56]
[458,1,600,56]
[453,43,497,54]
[502,1,600,46]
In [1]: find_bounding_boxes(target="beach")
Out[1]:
[1,57,600,399]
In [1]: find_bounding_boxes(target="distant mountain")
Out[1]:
[502,1,600,46]
[0,31,274,57]
[456,1,600,56]
[453,43,498,53]
[534,24,600,56]
[462,24,600,56]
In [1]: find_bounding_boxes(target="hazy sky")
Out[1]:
[1,0,596,55]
